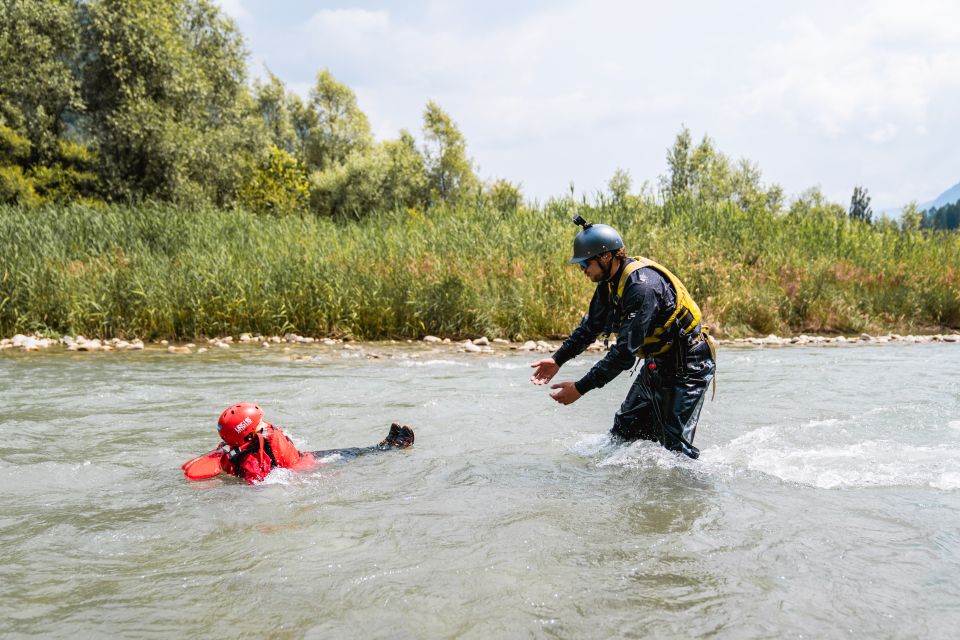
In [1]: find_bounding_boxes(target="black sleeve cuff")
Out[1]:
[574,377,595,395]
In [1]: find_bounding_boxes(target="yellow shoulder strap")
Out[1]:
[615,259,645,300]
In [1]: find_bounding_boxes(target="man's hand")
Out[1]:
[530,358,560,385]
[549,381,582,405]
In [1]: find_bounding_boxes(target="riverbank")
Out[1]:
[2,330,958,354]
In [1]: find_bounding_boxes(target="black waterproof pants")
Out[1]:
[610,338,715,459]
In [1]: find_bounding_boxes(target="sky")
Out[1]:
[215,0,960,211]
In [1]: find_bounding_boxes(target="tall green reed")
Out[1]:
[1,199,957,340]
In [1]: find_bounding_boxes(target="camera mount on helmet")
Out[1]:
[568,217,624,263]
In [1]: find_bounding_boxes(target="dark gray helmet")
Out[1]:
[569,216,624,263]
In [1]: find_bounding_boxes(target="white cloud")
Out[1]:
[305,8,390,34]
[867,123,898,144]
[744,2,960,143]
[239,1,960,206]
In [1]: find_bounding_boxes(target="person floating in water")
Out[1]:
[182,402,414,483]
[530,216,715,459]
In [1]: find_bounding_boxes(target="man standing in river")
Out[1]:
[530,216,716,458]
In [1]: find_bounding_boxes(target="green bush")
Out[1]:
[238,145,309,214]
[0,125,31,163]
[0,165,40,206]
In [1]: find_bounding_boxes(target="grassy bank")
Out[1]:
[1,199,958,340]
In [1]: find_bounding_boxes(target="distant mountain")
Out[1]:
[880,180,960,219]
[920,181,960,211]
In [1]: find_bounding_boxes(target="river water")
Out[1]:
[1,342,958,639]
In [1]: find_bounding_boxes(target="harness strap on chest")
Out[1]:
[227,432,277,474]
[603,257,703,358]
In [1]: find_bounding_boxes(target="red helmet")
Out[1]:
[217,402,264,447]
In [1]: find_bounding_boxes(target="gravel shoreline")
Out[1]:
[2,331,958,354]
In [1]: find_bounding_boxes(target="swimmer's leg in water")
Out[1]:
[311,423,414,462]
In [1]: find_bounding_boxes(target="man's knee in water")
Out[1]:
[611,415,700,459]
[610,416,657,444]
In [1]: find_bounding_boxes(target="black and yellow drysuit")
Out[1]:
[552,257,716,458]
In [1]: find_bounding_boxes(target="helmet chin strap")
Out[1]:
[600,253,616,281]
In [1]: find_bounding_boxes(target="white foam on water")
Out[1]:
[486,362,524,370]
[948,420,960,432]
[258,467,297,485]
[568,432,700,473]
[803,418,841,428]
[707,426,960,490]
[569,432,610,457]
[597,440,698,472]
[932,472,960,490]
[398,359,464,367]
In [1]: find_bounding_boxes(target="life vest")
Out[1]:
[606,256,703,357]
[262,424,315,470]
[221,424,317,482]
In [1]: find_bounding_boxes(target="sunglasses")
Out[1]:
[576,258,593,270]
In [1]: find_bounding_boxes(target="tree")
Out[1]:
[663,125,692,198]
[0,0,83,163]
[82,0,262,204]
[380,130,428,210]
[252,71,299,155]
[900,201,922,232]
[302,69,372,171]
[422,100,476,205]
[309,132,428,219]
[688,135,734,202]
[607,168,631,205]
[849,185,873,223]
[661,126,783,213]
[788,187,845,219]
[485,178,522,214]
[923,202,960,231]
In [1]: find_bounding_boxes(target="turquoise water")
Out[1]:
[1,342,959,638]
